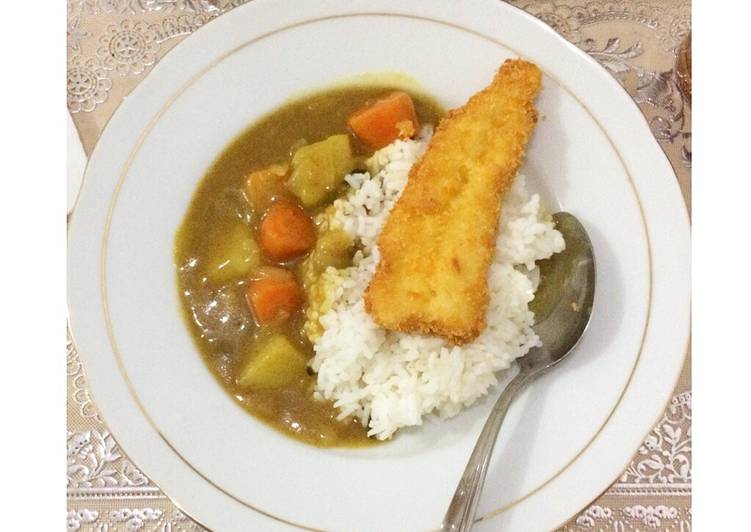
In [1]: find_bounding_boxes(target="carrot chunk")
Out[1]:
[259,200,316,261]
[246,267,303,324]
[347,91,420,150]
[245,163,289,213]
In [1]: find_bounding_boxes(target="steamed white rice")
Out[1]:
[307,129,565,440]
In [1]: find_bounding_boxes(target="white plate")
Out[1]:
[67,1,690,530]
[67,113,86,214]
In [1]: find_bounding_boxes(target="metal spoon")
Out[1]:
[441,212,596,532]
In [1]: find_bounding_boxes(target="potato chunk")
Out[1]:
[313,229,353,270]
[300,228,353,289]
[236,335,308,389]
[288,135,354,207]
[205,223,261,283]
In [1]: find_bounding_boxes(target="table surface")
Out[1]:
[66,1,691,530]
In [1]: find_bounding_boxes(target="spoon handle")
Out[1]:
[441,369,533,532]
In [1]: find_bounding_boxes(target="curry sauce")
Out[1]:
[174,85,443,447]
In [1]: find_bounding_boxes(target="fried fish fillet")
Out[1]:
[364,59,542,344]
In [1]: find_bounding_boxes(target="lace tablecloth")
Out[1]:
[67,1,691,530]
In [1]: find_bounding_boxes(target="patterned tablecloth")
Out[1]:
[67,1,691,530]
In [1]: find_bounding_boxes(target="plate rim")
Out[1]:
[67,1,691,530]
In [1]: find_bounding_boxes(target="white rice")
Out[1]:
[308,129,565,440]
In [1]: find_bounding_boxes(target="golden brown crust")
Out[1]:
[364,59,542,345]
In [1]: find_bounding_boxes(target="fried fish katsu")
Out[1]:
[364,59,542,344]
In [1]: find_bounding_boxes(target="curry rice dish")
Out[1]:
[174,59,565,446]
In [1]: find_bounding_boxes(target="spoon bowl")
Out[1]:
[442,211,595,532]
[523,212,596,369]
